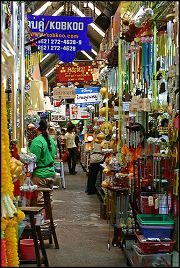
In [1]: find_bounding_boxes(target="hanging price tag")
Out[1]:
[148,196,154,206]
[122,102,130,111]
[155,198,159,209]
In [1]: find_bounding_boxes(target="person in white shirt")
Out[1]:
[64,123,77,175]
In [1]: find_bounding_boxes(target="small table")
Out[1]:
[34,187,59,249]
[20,206,49,267]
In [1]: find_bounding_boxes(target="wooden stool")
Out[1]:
[19,207,49,267]
[34,187,59,249]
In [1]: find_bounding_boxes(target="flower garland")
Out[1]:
[1,231,7,267]
[1,83,25,267]
[1,83,14,198]
[4,223,19,267]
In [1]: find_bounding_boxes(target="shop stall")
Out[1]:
[1,1,179,267]
[95,0,179,265]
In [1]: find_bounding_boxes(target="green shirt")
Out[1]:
[30,134,57,178]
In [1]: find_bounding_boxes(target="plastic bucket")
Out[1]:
[20,239,39,260]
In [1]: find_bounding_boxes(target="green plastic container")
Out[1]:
[137,214,174,226]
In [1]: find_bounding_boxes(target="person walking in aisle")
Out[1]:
[86,137,104,195]
[64,123,77,175]
[57,128,66,159]
[30,119,57,204]
[75,126,81,163]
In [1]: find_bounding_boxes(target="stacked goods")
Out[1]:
[131,214,175,266]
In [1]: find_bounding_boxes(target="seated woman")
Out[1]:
[30,119,57,204]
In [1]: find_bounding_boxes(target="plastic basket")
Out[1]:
[132,244,173,267]
[137,214,174,226]
[135,232,176,253]
[138,222,174,238]
[20,239,39,260]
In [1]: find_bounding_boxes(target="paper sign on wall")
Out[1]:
[51,105,66,121]
[69,104,90,119]
[53,87,76,99]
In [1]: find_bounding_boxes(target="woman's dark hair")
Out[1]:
[67,123,75,132]
[38,119,52,151]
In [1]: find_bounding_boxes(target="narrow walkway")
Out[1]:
[46,163,127,267]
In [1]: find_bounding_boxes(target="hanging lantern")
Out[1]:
[100,87,108,97]
[99,106,107,117]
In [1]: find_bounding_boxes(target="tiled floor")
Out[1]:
[20,162,179,267]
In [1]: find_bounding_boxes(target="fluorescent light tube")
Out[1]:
[33,2,52,15]
[91,49,97,56]
[90,22,105,37]
[40,53,50,63]
[81,51,94,60]
[52,5,64,16]
[45,67,55,77]
[72,4,105,37]
[88,2,101,16]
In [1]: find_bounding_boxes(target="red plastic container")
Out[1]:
[20,239,39,260]
[135,232,176,253]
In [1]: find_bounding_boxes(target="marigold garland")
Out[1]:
[16,209,25,223]
[4,226,19,267]
[1,218,8,232]
[1,233,7,267]
[1,83,25,267]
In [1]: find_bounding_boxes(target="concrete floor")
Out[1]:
[45,163,128,267]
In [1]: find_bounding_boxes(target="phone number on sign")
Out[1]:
[38,45,76,51]
[37,39,82,45]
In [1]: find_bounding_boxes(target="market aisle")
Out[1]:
[45,163,127,267]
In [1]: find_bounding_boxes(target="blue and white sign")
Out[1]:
[75,87,100,106]
[28,15,93,62]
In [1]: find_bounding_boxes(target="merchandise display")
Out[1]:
[1,1,179,267]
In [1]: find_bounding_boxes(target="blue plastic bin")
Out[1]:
[138,223,174,238]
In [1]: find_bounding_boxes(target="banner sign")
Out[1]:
[53,87,76,99]
[75,87,100,105]
[51,105,66,121]
[28,15,93,62]
[69,104,90,120]
[54,64,94,83]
